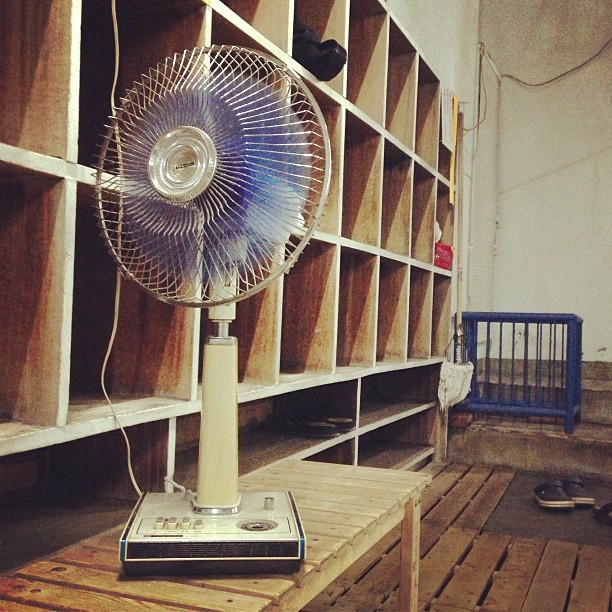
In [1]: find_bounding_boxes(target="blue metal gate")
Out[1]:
[460,312,582,434]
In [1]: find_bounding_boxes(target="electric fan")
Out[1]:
[95,45,330,574]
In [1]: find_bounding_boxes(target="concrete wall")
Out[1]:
[478,0,612,362]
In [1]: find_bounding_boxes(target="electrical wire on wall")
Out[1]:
[99,0,143,498]
[460,34,611,313]
[499,36,611,88]
[465,35,612,134]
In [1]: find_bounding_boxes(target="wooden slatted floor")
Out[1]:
[302,463,612,612]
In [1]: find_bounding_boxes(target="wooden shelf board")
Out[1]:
[240,426,356,475]
[358,442,433,470]
[0,395,196,457]
[359,400,436,430]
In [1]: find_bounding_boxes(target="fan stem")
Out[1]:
[194,336,241,514]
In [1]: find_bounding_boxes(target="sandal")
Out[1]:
[593,502,612,525]
[561,477,595,506]
[534,480,575,509]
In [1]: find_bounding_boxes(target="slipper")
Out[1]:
[593,502,612,525]
[533,480,575,509]
[562,477,595,506]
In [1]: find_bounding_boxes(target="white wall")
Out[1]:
[479,0,612,362]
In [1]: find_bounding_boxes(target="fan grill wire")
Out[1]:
[96,45,330,307]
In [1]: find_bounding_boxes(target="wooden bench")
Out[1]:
[0,459,430,611]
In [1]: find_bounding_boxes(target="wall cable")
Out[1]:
[500,36,612,88]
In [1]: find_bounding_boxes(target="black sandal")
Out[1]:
[593,502,612,525]
[534,480,575,509]
[561,477,595,506]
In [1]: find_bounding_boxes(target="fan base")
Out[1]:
[120,490,305,575]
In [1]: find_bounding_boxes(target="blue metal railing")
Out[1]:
[460,312,582,434]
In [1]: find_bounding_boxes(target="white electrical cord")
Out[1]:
[99,0,142,498]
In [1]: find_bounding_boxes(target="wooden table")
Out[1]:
[1,459,430,611]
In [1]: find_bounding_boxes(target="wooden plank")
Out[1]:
[13,560,274,611]
[296,507,377,530]
[521,540,578,612]
[0,576,190,611]
[420,463,471,515]
[399,495,421,611]
[300,517,364,543]
[278,503,410,612]
[240,479,404,514]
[423,465,492,528]
[302,527,403,610]
[480,537,546,612]
[567,545,612,612]
[433,532,511,609]
[53,545,298,606]
[0,600,46,611]
[268,459,431,489]
[330,545,401,611]
[453,467,515,531]
[420,519,448,557]
[242,468,415,500]
[418,527,478,606]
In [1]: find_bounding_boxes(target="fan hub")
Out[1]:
[148,126,216,202]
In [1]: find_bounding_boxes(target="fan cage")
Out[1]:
[95,45,331,308]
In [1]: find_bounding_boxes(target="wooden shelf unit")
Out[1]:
[0,0,457,488]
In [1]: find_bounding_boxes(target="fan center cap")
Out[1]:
[148,126,217,202]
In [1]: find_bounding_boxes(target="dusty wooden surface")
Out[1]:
[0,459,429,612]
[303,463,612,611]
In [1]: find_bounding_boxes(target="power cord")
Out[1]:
[99,0,143,499]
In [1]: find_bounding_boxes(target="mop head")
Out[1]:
[438,360,474,412]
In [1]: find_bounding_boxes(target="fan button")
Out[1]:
[180,517,191,530]
[154,517,165,530]
[166,516,178,530]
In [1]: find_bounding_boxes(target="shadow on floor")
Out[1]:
[0,498,134,573]
[484,470,612,547]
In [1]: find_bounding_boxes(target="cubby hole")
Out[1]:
[1,1,76,160]
[377,259,409,363]
[210,5,273,53]
[281,240,338,376]
[306,440,355,465]
[71,197,198,407]
[0,177,72,426]
[360,366,439,429]
[382,140,412,256]
[222,0,292,52]
[109,282,197,400]
[415,58,440,169]
[70,203,119,400]
[239,381,358,473]
[411,163,436,264]
[408,266,432,359]
[357,416,434,470]
[436,181,454,246]
[347,0,388,125]
[294,0,349,95]
[313,95,344,236]
[438,142,452,180]
[342,112,383,246]
[337,249,377,368]
[79,0,207,167]
[432,274,452,357]
[386,21,417,148]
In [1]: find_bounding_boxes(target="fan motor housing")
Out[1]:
[148,126,217,202]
